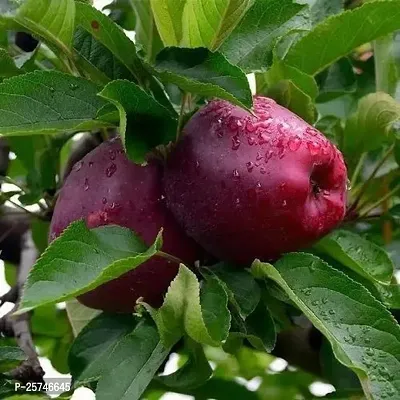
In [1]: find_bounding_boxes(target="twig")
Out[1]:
[347,144,394,214]
[176,93,188,142]
[157,251,184,265]
[359,184,400,217]
[1,231,44,383]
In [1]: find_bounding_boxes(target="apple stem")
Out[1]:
[157,251,184,265]
[358,183,400,218]
[347,144,394,214]
[176,92,189,142]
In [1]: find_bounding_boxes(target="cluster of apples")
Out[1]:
[50,97,347,312]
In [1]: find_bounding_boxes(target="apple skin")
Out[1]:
[50,139,203,313]
[164,96,347,264]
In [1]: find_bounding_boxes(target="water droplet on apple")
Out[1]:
[306,127,318,136]
[84,178,89,191]
[89,161,94,167]
[288,137,301,151]
[282,200,287,207]
[248,136,256,146]
[246,120,257,133]
[256,152,263,161]
[256,182,262,189]
[307,141,321,156]
[246,161,254,172]
[49,87,55,93]
[232,136,241,150]
[277,123,289,135]
[322,298,328,304]
[74,161,83,171]
[258,132,269,145]
[329,309,336,315]
[102,197,107,204]
[109,149,116,160]
[265,150,273,163]
[260,167,266,174]
[106,163,117,177]
[233,169,240,178]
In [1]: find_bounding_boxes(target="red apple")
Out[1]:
[50,139,202,313]
[164,96,347,264]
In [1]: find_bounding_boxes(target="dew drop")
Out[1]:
[74,161,83,172]
[365,337,371,344]
[301,288,312,296]
[256,182,262,189]
[109,149,116,160]
[232,136,241,150]
[265,150,273,163]
[322,298,328,304]
[233,169,240,178]
[89,161,94,167]
[110,202,116,209]
[366,348,375,356]
[307,141,321,156]
[84,178,89,191]
[258,132,269,145]
[70,83,79,90]
[306,127,319,136]
[246,161,254,172]
[248,136,256,146]
[246,121,257,133]
[288,137,301,152]
[282,200,287,207]
[102,197,107,204]
[329,309,336,315]
[106,163,117,177]
[312,300,319,306]
[195,161,200,168]
[49,87,55,93]
[260,167,266,174]
[256,152,263,161]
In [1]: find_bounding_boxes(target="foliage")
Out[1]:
[0,1,400,400]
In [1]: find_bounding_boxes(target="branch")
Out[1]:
[1,231,44,383]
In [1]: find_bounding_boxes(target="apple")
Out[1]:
[50,138,203,313]
[163,96,347,264]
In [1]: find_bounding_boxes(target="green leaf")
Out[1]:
[69,313,137,385]
[315,229,394,285]
[317,58,357,102]
[220,0,307,72]
[153,47,252,109]
[104,0,136,30]
[253,253,400,400]
[65,299,101,337]
[73,27,134,83]
[1,0,75,55]
[18,220,162,313]
[256,55,318,100]
[0,71,110,137]
[285,0,400,75]
[0,346,26,372]
[180,0,254,50]
[31,305,70,338]
[0,48,21,78]
[157,338,212,389]
[75,1,146,83]
[232,298,276,352]
[343,92,400,158]
[98,79,177,163]
[31,219,50,253]
[145,264,230,347]
[203,262,260,318]
[150,0,186,46]
[131,0,164,63]
[96,318,171,400]
[266,80,317,124]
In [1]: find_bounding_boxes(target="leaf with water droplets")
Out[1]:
[0,71,111,137]
[315,229,394,285]
[252,253,400,400]
[18,220,162,314]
